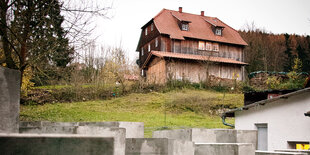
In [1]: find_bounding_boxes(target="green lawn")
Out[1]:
[20,89,243,137]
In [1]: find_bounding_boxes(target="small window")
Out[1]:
[155,38,158,47]
[206,42,212,51]
[141,47,144,55]
[213,43,219,51]
[198,41,205,50]
[215,28,222,35]
[182,23,189,31]
[145,28,148,35]
[141,70,146,77]
[148,44,151,52]
[151,23,154,31]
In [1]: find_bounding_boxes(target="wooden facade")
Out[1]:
[136,8,247,84]
[147,58,243,84]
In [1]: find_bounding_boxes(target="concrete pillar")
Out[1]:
[0,67,20,133]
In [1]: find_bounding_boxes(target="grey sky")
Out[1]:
[93,0,310,61]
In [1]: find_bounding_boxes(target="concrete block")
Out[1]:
[76,126,126,155]
[119,122,144,138]
[153,128,257,144]
[126,138,195,155]
[0,133,114,155]
[79,122,144,138]
[195,143,255,155]
[0,67,20,133]
[256,151,307,155]
[20,121,144,138]
[237,130,258,149]
[275,150,310,155]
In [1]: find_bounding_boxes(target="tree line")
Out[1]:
[239,24,310,74]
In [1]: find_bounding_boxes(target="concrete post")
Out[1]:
[0,67,20,133]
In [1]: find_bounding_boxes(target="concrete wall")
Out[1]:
[20,122,127,155]
[126,138,195,155]
[256,151,307,155]
[20,121,144,138]
[195,143,255,155]
[0,67,20,133]
[235,90,310,151]
[0,133,114,155]
[152,128,257,147]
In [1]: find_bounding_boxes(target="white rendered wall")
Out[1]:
[235,91,310,151]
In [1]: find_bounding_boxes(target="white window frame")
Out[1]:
[215,28,222,36]
[155,38,158,47]
[141,47,144,55]
[148,44,151,52]
[145,27,148,35]
[151,23,154,31]
[206,42,212,51]
[182,23,189,31]
[198,41,205,50]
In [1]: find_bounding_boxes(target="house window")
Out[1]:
[145,27,148,35]
[212,43,219,51]
[215,28,222,36]
[206,42,212,51]
[148,44,151,52]
[198,41,205,50]
[141,47,144,55]
[181,23,189,31]
[288,141,310,150]
[141,69,146,77]
[155,38,158,47]
[151,23,154,31]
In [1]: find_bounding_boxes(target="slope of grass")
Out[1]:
[20,89,243,137]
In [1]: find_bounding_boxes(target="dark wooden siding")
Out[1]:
[138,22,161,67]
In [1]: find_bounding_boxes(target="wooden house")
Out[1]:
[136,7,248,84]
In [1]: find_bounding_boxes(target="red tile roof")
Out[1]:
[142,51,248,68]
[152,9,247,46]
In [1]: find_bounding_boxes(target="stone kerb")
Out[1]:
[126,138,195,155]
[0,67,20,133]
[0,133,114,155]
[275,149,310,155]
[256,150,307,155]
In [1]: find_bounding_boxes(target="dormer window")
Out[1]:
[215,28,222,36]
[145,28,148,35]
[181,23,189,31]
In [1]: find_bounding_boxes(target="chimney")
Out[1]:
[201,11,204,16]
[179,7,182,13]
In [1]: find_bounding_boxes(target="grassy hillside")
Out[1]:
[20,89,243,137]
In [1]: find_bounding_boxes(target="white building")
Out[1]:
[223,88,310,151]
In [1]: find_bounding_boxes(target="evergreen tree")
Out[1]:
[1,0,74,85]
[283,33,294,72]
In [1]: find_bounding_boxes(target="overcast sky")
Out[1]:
[92,0,310,61]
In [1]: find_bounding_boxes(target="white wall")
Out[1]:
[235,91,310,151]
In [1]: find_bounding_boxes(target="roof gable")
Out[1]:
[152,9,247,46]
